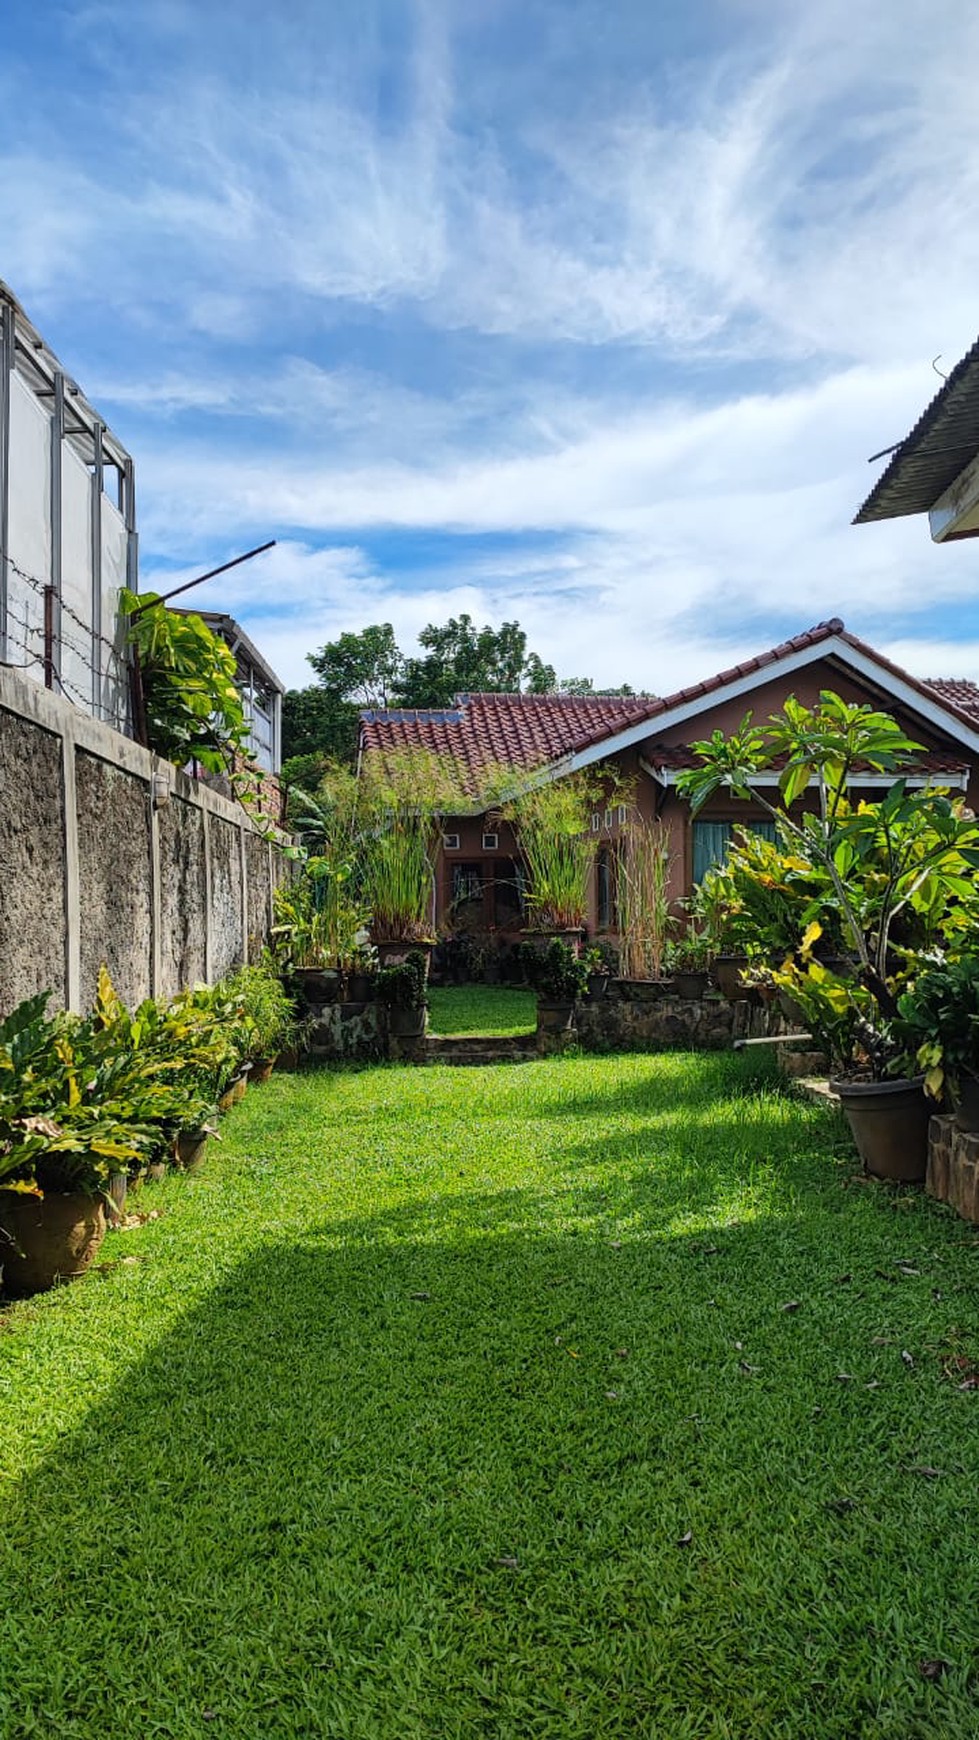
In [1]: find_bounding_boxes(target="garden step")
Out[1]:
[423,1034,537,1066]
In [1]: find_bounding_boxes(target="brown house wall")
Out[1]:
[428,655,979,943]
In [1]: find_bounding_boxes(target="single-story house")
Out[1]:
[360,617,979,946]
[855,335,979,540]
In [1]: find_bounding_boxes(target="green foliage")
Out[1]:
[505,771,603,930]
[121,591,251,775]
[222,962,303,1062]
[677,691,979,1075]
[375,950,429,1012]
[517,938,590,1001]
[358,749,462,943]
[892,955,979,1101]
[398,615,554,708]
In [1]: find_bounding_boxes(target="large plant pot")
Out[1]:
[292,967,342,1006]
[617,978,673,1004]
[387,1005,427,1038]
[586,972,610,1001]
[250,1058,275,1085]
[346,972,376,1004]
[537,999,577,1033]
[174,1130,209,1172]
[0,1190,106,1296]
[831,1076,931,1184]
[954,1072,979,1134]
[673,969,709,1001]
[711,956,753,1001]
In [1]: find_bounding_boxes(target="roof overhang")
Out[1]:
[855,335,979,527]
[643,765,968,793]
[558,632,979,778]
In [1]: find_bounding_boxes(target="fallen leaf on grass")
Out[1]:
[919,1659,949,1681]
[613,1348,630,1359]
[836,1372,855,1383]
[676,1530,693,1547]
[494,1556,519,1569]
[605,1390,619,1400]
[901,1350,915,1368]
[825,1497,857,1514]
[780,1300,802,1313]
[409,1291,431,1301]
[738,1361,760,1375]
[906,1465,946,1479]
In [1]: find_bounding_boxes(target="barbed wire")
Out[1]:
[3,552,125,658]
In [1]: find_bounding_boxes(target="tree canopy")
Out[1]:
[282,614,640,775]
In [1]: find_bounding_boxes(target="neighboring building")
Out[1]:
[360,618,979,945]
[174,609,284,774]
[855,337,979,540]
[0,279,136,729]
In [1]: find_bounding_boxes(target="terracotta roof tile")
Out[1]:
[360,620,979,795]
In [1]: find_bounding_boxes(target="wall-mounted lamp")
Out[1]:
[151,771,172,810]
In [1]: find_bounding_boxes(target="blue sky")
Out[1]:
[4,0,979,692]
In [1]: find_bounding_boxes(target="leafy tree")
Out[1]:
[283,624,403,769]
[397,616,554,707]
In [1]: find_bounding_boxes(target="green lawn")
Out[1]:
[428,982,535,1035]
[3,1051,979,1737]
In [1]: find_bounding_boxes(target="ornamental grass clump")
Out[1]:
[506,771,601,932]
[617,817,673,979]
[358,749,464,944]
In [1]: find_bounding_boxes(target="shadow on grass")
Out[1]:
[1,1088,975,1738]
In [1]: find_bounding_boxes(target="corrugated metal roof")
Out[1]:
[854,336,979,523]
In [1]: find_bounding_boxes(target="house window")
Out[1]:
[692,819,777,884]
[482,831,499,851]
[443,833,461,851]
[597,846,617,929]
[451,862,483,908]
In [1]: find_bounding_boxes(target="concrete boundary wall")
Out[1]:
[0,665,288,1016]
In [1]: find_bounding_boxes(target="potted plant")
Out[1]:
[359,748,461,970]
[376,949,430,1039]
[582,944,614,1001]
[505,771,602,944]
[892,955,979,1133]
[0,992,144,1294]
[678,693,979,1183]
[223,961,303,1082]
[518,939,590,1033]
[667,927,713,1000]
[346,945,378,1005]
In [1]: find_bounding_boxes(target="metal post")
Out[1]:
[50,371,64,691]
[123,454,138,734]
[43,586,55,689]
[91,421,103,716]
[0,298,13,663]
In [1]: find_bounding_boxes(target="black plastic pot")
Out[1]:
[673,969,710,1000]
[831,1076,931,1183]
[954,1072,979,1134]
[586,972,610,1001]
[537,999,576,1033]
[387,1006,427,1038]
[711,956,752,1002]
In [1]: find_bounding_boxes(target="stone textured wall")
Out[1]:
[0,712,66,1011]
[76,750,153,1010]
[0,667,287,1017]
[158,798,207,997]
[927,1114,979,1223]
[574,983,786,1054]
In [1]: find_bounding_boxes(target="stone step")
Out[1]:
[422,1033,537,1066]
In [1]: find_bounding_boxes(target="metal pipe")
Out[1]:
[127,540,276,619]
[733,1033,813,1049]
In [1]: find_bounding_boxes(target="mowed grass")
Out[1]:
[427,982,535,1036]
[3,1051,979,1738]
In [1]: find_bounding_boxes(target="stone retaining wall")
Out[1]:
[572,983,791,1055]
[926,1114,979,1223]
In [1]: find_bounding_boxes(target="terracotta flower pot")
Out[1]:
[831,1076,931,1184]
[0,1190,106,1296]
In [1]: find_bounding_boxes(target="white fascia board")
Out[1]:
[560,634,979,775]
[829,641,979,757]
[654,769,968,792]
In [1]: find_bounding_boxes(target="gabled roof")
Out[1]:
[854,337,979,523]
[360,618,979,796]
